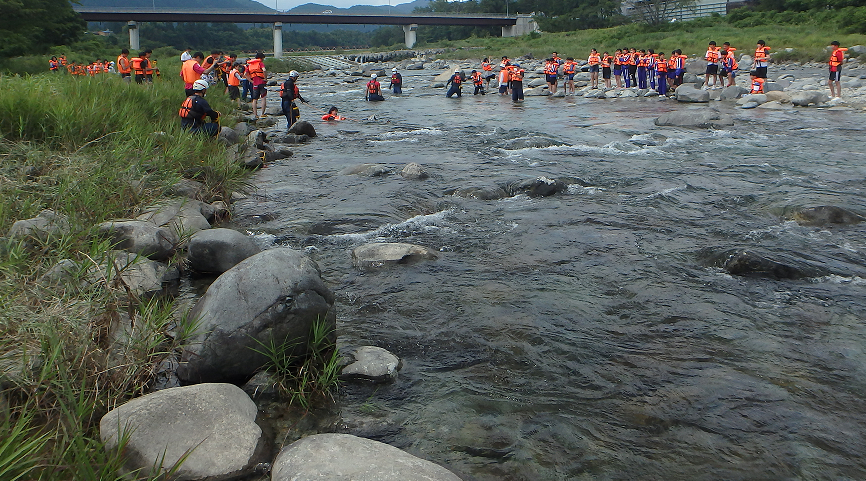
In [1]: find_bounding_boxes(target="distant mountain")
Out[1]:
[78,0,275,11]
[284,0,429,15]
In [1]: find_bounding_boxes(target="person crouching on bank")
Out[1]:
[179,79,220,137]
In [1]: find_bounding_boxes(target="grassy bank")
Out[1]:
[0,73,248,479]
[429,14,866,62]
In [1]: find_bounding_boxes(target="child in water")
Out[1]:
[322,106,346,121]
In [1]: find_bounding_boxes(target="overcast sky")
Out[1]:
[254,0,397,10]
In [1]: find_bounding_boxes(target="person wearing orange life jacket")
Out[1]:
[445,69,463,98]
[612,49,623,88]
[322,106,346,121]
[49,56,59,72]
[754,40,770,79]
[656,52,669,97]
[140,50,154,83]
[563,57,577,94]
[366,73,385,101]
[132,50,153,84]
[179,79,220,137]
[588,49,601,89]
[498,61,511,95]
[469,70,485,95]
[280,70,310,127]
[221,54,236,94]
[117,49,132,82]
[481,57,496,87]
[59,55,67,69]
[389,67,402,94]
[227,63,244,107]
[181,52,218,97]
[601,52,612,89]
[703,41,722,90]
[749,71,765,94]
[509,64,525,102]
[672,49,686,87]
[828,40,847,99]
[636,50,649,89]
[720,48,738,87]
[543,58,559,94]
[247,52,268,118]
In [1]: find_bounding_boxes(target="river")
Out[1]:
[228,69,866,480]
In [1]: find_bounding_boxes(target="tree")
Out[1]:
[621,0,698,24]
[0,0,84,57]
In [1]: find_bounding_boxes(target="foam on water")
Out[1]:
[324,208,454,244]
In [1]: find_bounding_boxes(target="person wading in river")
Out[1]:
[445,69,463,98]
[366,74,384,101]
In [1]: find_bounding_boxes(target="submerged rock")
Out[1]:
[352,243,438,267]
[654,109,734,129]
[505,176,567,197]
[788,206,864,226]
[400,162,429,180]
[339,346,402,383]
[342,164,392,177]
[701,248,826,280]
[271,433,461,481]
[447,186,508,200]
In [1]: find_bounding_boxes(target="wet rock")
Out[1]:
[342,164,392,177]
[400,162,428,180]
[242,151,264,169]
[654,109,734,129]
[151,356,180,391]
[618,89,639,98]
[210,200,229,220]
[100,383,262,481]
[757,100,793,110]
[168,178,205,200]
[675,85,710,103]
[524,87,549,96]
[187,228,261,273]
[431,82,446,88]
[764,91,791,103]
[136,198,213,241]
[352,243,438,267]
[7,209,70,242]
[792,91,829,107]
[86,250,179,299]
[527,77,546,88]
[584,89,604,98]
[740,101,759,109]
[272,133,309,144]
[177,248,335,384]
[702,248,824,280]
[551,89,566,98]
[738,94,767,105]
[788,206,864,226]
[271,433,461,481]
[720,85,748,100]
[505,176,567,197]
[339,346,402,383]
[643,89,659,97]
[264,149,292,162]
[218,126,239,145]
[241,371,280,400]
[96,220,177,261]
[448,186,508,200]
[629,133,667,146]
[501,136,564,149]
[288,120,317,138]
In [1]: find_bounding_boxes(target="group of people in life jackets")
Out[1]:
[364,67,402,101]
[49,50,159,83]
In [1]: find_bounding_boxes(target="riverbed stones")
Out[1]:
[96,220,177,261]
[218,126,240,145]
[764,90,792,103]
[342,163,392,177]
[87,250,179,299]
[675,85,710,103]
[527,77,546,88]
[720,85,748,100]
[506,176,567,197]
[788,206,864,226]
[448,186,508,200]
[757,100,793,110]
[271,433,461,481]
[340,346,402,383]
[738,94,767,105]
[740,101,759,109]
[288,120,317,138]
[654,109,734,129]
[524,87,549,96]
[703,248,823,280]
[7,209,70,242]
[177,248,335,384]
[168,178,205,200]
[40,258,80,285]
[187,228,261,273]
[352,243,438,267]
[400,162,429,180]
[99,383,262,481]
[136,198,213,240]
[791,91,829,106]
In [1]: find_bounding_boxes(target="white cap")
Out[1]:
[192,79,209,91]
[371,73,377,79]
[455,69,460,72]
[392,67,397,72]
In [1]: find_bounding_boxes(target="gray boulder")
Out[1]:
[527,77,546,88]
[740,101,759,109]
[136,198,213,240]
[187,228,261,273]
[168,179,205,200]
[791,91,829,107]
[720,85,748,100]
[86,250,179,300]
[706,249,824,280]
[643,89,659,97]
[340,346,402,383]
[271,434,461,481]
[583,89,604,98]
[757,100,793,110]
[288,120,317,138]
[400,162,428,180]
[272,133,309,144]
[218,126,239,145]
[654,109,734,128]
[233,121,253,137]
[675,84,710,103]
[618,89,639,98]
[789,206,864,226]
[738,94,767,105]
[7,209,70,241]
[352,243,438,267]
[523,87,549,96]
[448,186,508,200]
[506,176,567,197]
[342,164,392,177]
[177,248,335,384]
[764,81,785,92]
[41,258,80,285]
[100,383,262,481]
[96,220,177,261]
[686,59,707,74]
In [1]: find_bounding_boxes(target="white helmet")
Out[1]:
[371,73,377,79]
[392,67,397,72]
[289,70,299,78]
[455,69,460,73]
[192,79,209,91]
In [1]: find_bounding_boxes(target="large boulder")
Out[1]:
[339,346,402,383]
[352,243,438,267]
[654,109,734,129]
[788,206,864,226]
[737,94,767,105]
[86,250,179,299]
[791,91,829,107]
[400,162,429,180]
[505,176,567,197]
[523,87,549,96]
[271,434,461,481]
[700,248,825,280]
[675,84,710,103]
[763,81,784,92]
[96,220,177,261]
[719,85,748,100]
[288,120,317,138]
[168,179,205,200]
[764,90,791,103]
[218,126,240,145]
[99,383,263,481]
[7,209,70,241]
[136,198,213,240]
[177,248,335,384]
[187,228,261,273]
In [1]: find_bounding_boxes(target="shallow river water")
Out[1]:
[228,70,866,480]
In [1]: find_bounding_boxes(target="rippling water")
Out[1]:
[230,71,866,480]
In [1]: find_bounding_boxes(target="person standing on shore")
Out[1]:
[703,41,721,90]
[247,53,268,119]
[829,41,846,99]
[544,58,558,94]
[656,52,669,97]
[754,40,770,79]
[181,52,217,97]
[587,49,600,89]
[613,49,623,88]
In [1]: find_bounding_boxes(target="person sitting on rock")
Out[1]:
[322,106,346,121]
[366,74,384,101]
[749,70,765,94]
[179,79,220,137]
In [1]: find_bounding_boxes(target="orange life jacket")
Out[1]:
[471,72,482,85]
[59,56,67,66]
[509,67,523,82]
[705,47,720,63]
[247,58,265,79]
[481,61,492,71]
[181,59,201,84]
[279,81,299,99]
[563,62,576,74]
[543,62,557,75]
[750,77,765,93]
[49,60,58,71]
[178,96,202,119]
[227,68,241,86]
[143,58,153,75]
[601,55,611,68]
[656,59,668,73]
[367,80,380,94]
[638,55,650,68]
[829,48,847,68]
[754,46,770,65]
[221,60,233,75]
[117,55,131,74]
[132,57,143,75]
[627,53,637,66]
[499,68,510,83]
[588,53,600,66]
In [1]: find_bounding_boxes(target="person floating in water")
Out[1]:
[322,106,346,121]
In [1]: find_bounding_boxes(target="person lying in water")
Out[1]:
[322,106,347,121]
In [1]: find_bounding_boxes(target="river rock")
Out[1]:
[406,63,424,70]
[654,109,734,128]
[272,133,309,144]
[506,176,567,197]
[340,346,402,383]
[342,164,392,177]
[233,121,252,137]
[791,91,829,106]
[86,250,179,300]
[352,243,438,267]
[738,94,767,105]
[137,198,213,240]
[643,89,659,97]
[789,206,864,226]
[255,117,277,128]
[551,90,566,98]
[720,85,748,100]
[524,87,549,96]
[168,179,205,200]
[448,186,508,200]
[7,209,70,242]
[740,101,759,109]
[264,149,292,162]
[187,228,261,273]
[271,433,461,481]
[619,89,639,98]
[584,89,604,98]
[686,59,707,74]
[100,383,262,481]
[764,81,784,92]
[703,248,823,280]
[96,220,177,261]
[675,85,710,102]
[177,248,335,384]
[739,54,753,69]
[41,258,80,285]
[757,100,793,110]
[218,126,240,145]
[248,130,267,150]
[764,91,791,103]
[527,77,546,88]
[400,162,428,180]
[288,120,317,138]
[682,73,700,85]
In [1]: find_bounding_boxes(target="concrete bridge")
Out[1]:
[73,7,539,53]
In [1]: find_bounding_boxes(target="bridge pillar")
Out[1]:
[127,21,140,51]
[273,22,283,58]
[502,14,539,37]
[403,24,417,49]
